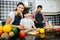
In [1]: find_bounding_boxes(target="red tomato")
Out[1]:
[59,28,60,32]
[19,31,26,38]
[0,31,3,35]
[54,28,60,32]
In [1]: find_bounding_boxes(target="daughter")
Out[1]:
[20,8,36,30]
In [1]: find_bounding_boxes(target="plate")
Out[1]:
[27,31,39,35]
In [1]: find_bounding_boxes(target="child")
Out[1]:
[20,8,36,30]
[20,8,36,40]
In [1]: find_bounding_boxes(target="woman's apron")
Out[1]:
[9,15,22,40]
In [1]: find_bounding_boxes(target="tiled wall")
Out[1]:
[45,15,58,26]
[0,1,19,20]
[0,1,60,26]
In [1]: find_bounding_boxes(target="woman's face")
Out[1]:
[17,4,24,13]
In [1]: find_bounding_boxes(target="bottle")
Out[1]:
[49,20,52,25]
[48,20,53,30]
[45,19,52,31]
[0,21,2,26]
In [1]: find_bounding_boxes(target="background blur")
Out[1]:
[0,0,60,26]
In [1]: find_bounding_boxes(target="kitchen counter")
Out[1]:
[25,30,60,40]
[45,31,60,40]
[0,31,60,40]
[19,30,60,40]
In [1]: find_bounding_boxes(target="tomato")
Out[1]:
[54,28,60,32]
[19,30,26,38]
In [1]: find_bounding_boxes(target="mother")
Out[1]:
[6,2,25,28]
[5,2,25,40]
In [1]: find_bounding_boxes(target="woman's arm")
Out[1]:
[6,16,21,29]
[5,16,12,24]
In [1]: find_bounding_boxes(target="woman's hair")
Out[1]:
[14,2,25,11]
[22,7,29,18]
[17,2,25,7]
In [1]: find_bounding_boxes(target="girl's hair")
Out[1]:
[14,2,25,11]
[22,7,29,18]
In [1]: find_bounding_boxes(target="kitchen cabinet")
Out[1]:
[57,14,60,25]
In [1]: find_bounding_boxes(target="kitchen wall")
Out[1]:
[32,0,60,14]
[0,0,34,20]
[0,0,19,21]
[55,0,60,12]
[33,0,60,26]
[33,0,57,12]
[0,0,60,26]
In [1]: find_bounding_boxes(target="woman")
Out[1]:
[5,2,25,40]
[6,2,25,29]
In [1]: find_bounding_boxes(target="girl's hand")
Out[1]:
[34,27,37,30]
[42,21,44,23]
[18,25,26,30]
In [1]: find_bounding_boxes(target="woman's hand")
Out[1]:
[6,16,12,24]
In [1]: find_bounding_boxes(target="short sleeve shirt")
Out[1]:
[20,17,34,29]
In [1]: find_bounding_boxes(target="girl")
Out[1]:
[20,7,36,30]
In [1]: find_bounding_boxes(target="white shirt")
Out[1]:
[20,17,34,29]
[8,11,23,24]
[8,11,15,24]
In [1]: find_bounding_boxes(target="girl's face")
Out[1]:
[17,4,24,13]
[24,13,30,18]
